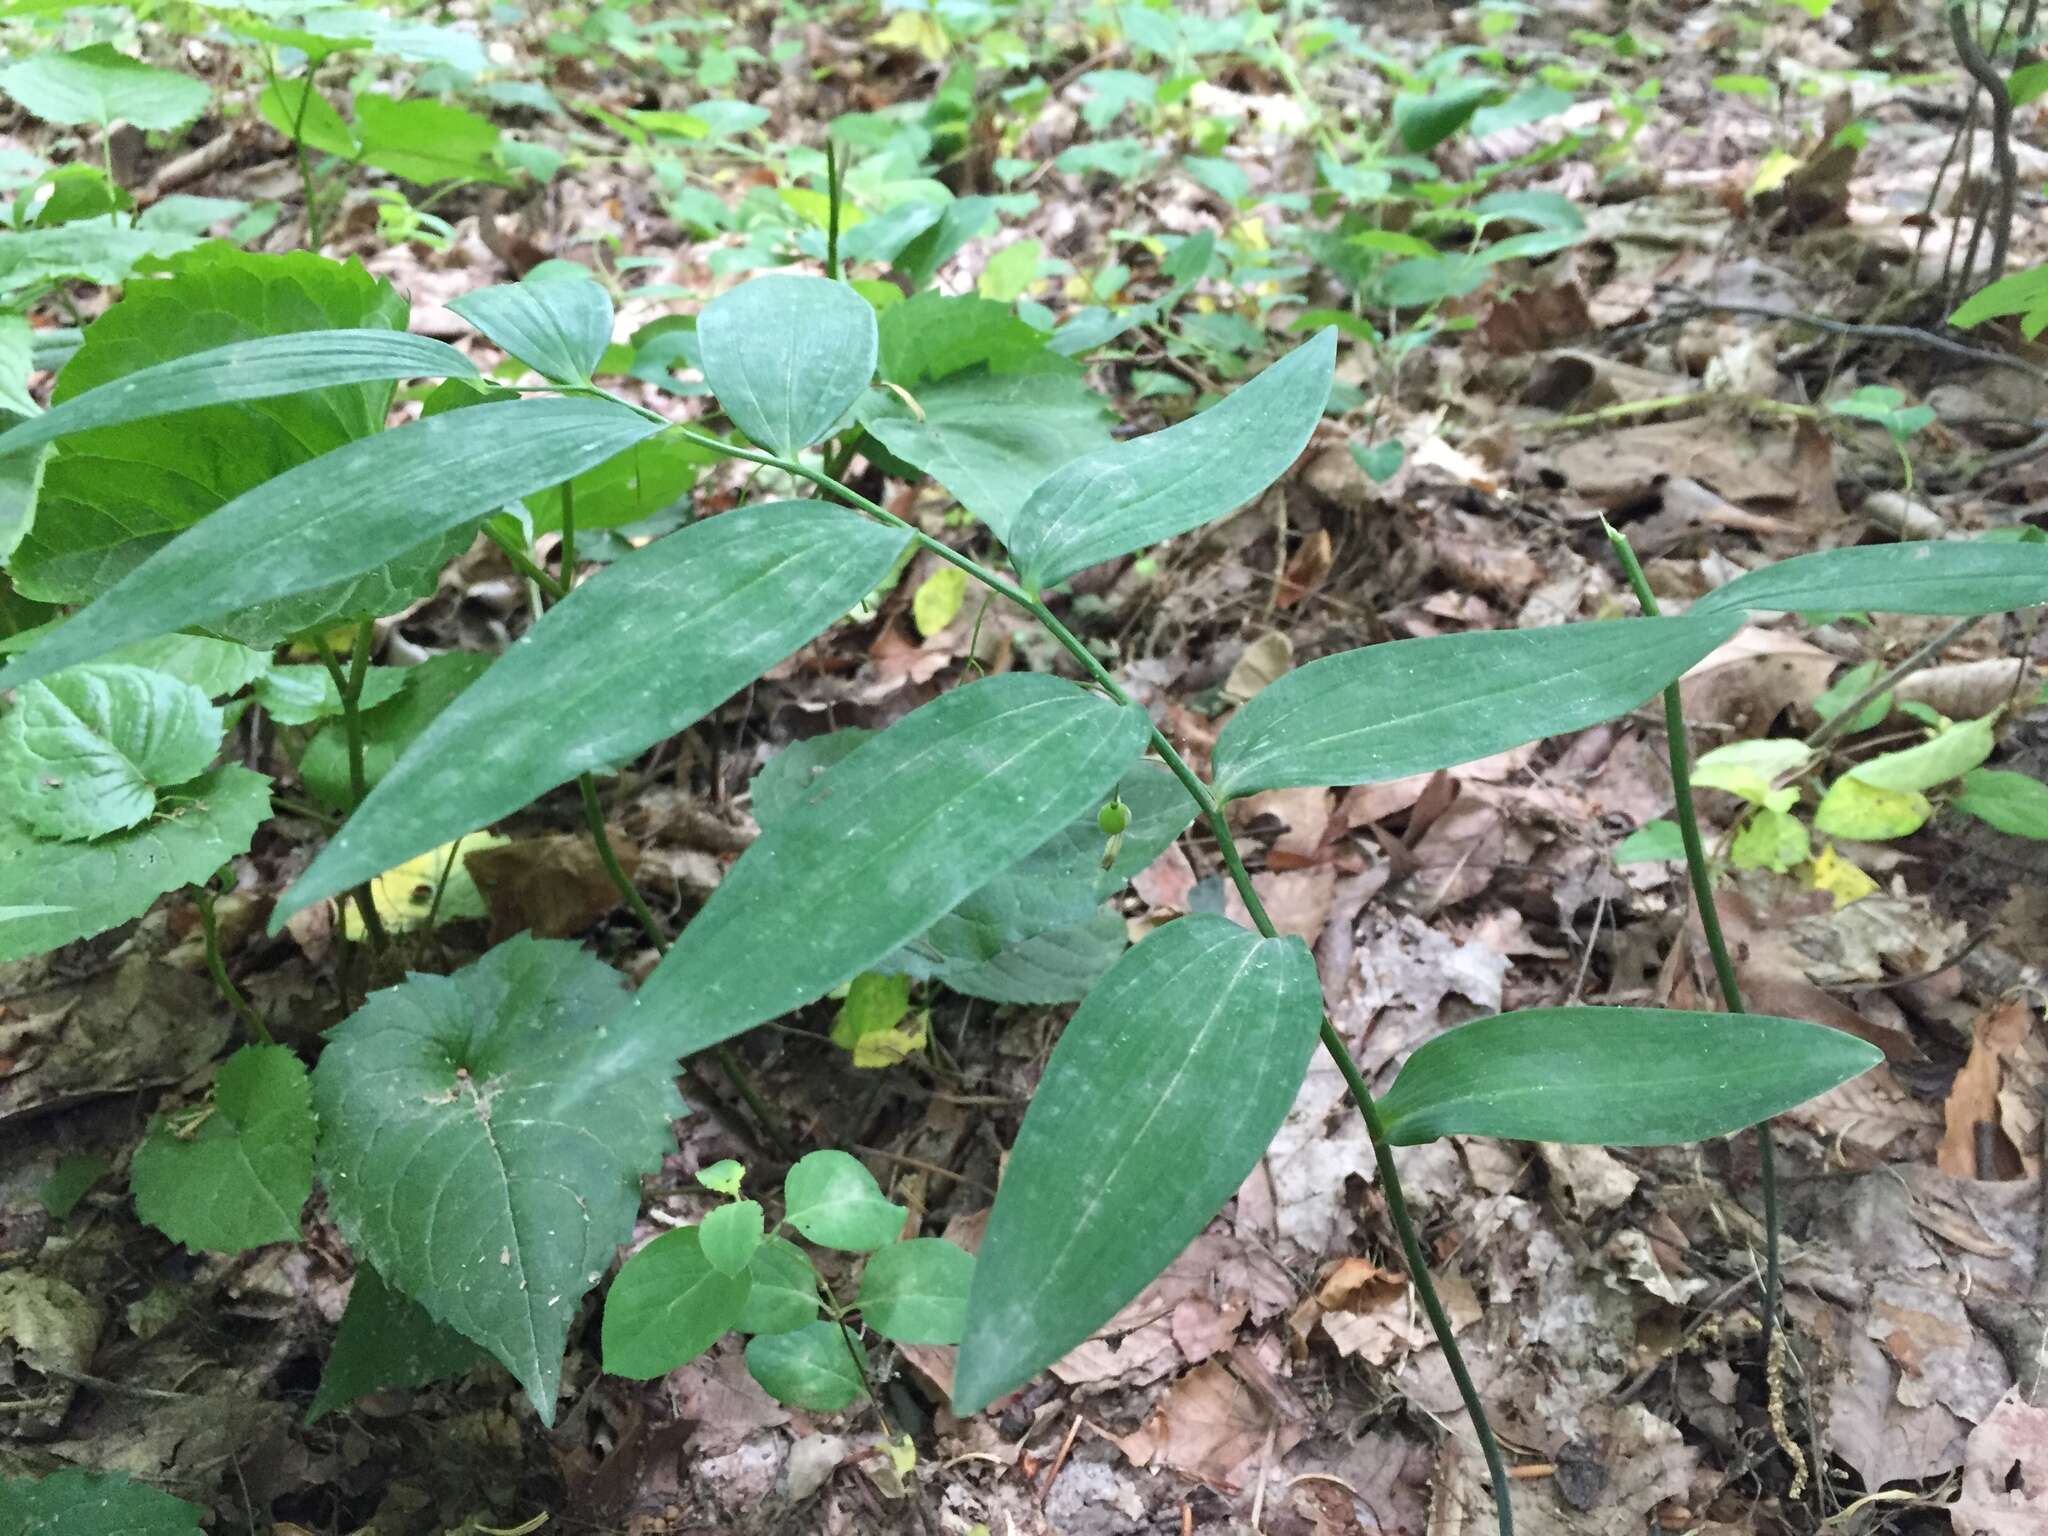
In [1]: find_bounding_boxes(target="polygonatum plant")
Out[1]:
[8,248,2047,1532]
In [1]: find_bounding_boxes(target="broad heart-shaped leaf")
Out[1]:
[697,274,878,457]
[0,332,474,463]
[0,765,270,964]
[312,935,683,1422]
[1693,540,2048,618]
[130,1044,314,1252]
[601,1226,751,1380]
[1375,1007,1884,1148]
[448,271,613,386]
[745,1322,867,1412]
[1210,613,1741,801]
[784,1150,907,1252]
[276,503,908,928]
[12,244,407,607]
[953,914,1322,1416]
[0,44,209,131]
[738,1237,822,1335]
[619,675,1151,1062]
[1006,329,1336,593]
[308,1264,483,1423]
[0,664,223,841]
[0,398,665,695]
[858,1238,974,1345]
[0,1468,204,1535]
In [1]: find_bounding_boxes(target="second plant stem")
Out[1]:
[666,421,1515,1534]
[1605,526,1779,1369]
[314,622,390,949]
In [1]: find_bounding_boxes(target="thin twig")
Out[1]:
[199,887,271,1045]
[1948,0,2017,283]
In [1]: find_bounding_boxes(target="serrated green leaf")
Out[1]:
[625,674,1150,1060]
[954,914,1322,1416]
[0,45,209,132]
[308,1264,484,1423]
[783,1150,906,1252]
[601,1226,751,1379]
[1006,329,1335,592]
[745,1321,866,1412]
[101,634,270,699]
[0,332,474,463]
[1211,614,1740,800]
[698,275,877,456]
[1695,542,2048,618]
[257,77,359,155]
[700,1199,765,1277]
[313,935,684,1422]
[0,398,666,694]
[12,247,408,608]
[278,503,908,928]
[448,271,613,385]
[857,1238,973,1345]
[131,1044,314,1252]
[1952,768,2048,838]
[1376,1006,1882,1146]
[1951,263,2048,330]
[738,1236,821,1335]
[0,664,223,840]
[0,764,270,963]
[0,1469,204,1534]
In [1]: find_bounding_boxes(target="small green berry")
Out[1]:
[1097,799,1131,836]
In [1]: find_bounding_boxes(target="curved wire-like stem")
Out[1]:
[1604,524,1779,1368]
[646,404,1514,1533]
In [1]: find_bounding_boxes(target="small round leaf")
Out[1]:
[744,1321,867,1412]
[700,1199,765,1278]
[602,1226,752,1380]
[737,1237,821,1336]
[857,1238,974,1345]
[783,1150,905,1252]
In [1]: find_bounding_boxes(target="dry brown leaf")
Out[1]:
[467,831,632,941]
[1679,626,1837,739]
[1224,631,1295,704]
[1112,1356,1307,1489]
[1276,528,1335,608]
[1938,999,2033,1180]
[1953,1393,2048,1536]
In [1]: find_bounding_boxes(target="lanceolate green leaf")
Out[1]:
[312,936,683,1422]
[953,914,1322,1416]
[1210,614,1740,801]
[1006,328,1337,592]
[277,503,908,928]
[130,1044,314,1253]
[1694,541,2048,618]
[0,765,270,964]
[0,332,475,461]
[448,271,612,386]
[1375,1007,1883,1147]
[0,664,223,841]
[697,274,877,456]
[615,675,1149,1066]
[0,398,666,694]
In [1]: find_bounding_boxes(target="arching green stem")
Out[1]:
[653,413,1516,1534]
[1604,523,1780,1368]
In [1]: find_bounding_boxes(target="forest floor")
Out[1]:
[5,0,2048,1533]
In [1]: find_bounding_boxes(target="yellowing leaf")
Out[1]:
[978,240,1042,303]
[1230,216,1269,251]
[1729,806,1810,872]
[777,187,863,232]
[1812,775,1930,841]
[872,10,948,60]
[1692,738,1812,808]
[832,971,910,1049]
[1849,714,1996,794]
[342,833,509,939]
[1749,150,1802,198]
[912,565,969,637]
[1803,842,1878,907]
[851,1014,927,1068]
